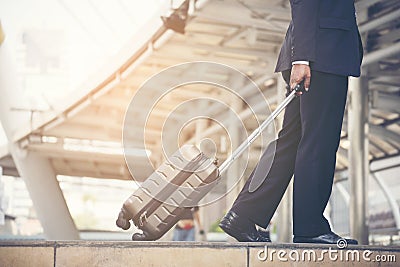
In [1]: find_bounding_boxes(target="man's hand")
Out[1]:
[290,64,311,95]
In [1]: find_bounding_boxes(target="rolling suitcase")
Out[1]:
[116,84,303,241]
[116,144,219,240]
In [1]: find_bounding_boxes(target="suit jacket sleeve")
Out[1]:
[290,0,321,62]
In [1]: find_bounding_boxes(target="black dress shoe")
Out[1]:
[293,231,358,245]
[219,211,271,242]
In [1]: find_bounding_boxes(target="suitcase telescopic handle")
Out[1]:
[218,83,303,175]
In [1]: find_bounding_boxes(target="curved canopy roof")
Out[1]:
[1,0,399,182]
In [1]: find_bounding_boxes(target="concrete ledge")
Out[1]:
[0,241,399,267]
[0,241,54,267]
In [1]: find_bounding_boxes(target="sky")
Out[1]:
[0,0,171,146]
[0,0,172,232]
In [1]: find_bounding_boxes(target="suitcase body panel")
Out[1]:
[121,145,202,220]
[117,145,219,240]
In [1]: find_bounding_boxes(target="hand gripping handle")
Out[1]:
[218,82,304,174]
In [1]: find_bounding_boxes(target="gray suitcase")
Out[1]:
[116,86,302,241]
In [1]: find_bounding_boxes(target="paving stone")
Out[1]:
[0,246,54,267]
[56,245,246,267]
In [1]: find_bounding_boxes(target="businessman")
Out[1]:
[219,0,363,244]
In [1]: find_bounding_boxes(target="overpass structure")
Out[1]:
[0,0,399,245]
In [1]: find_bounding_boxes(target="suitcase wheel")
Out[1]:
[116,211,131,230]
[132,232,147,241]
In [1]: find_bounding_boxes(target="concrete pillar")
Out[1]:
[275,75,292,242]
[348,75,369,244]
[0,26,79,239]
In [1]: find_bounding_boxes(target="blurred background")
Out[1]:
[0,0,399,246]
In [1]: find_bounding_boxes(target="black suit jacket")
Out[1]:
[275,0,363,77]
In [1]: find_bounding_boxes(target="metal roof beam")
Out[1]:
[355,0,382,11]
[161,42,277,60]
[359,8,400,33]
[370,125,400,144]
[372,91,400,113]
[362,42,400,66]
[195,12,287,33]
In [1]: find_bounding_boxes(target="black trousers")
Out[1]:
[230,70,348,237]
